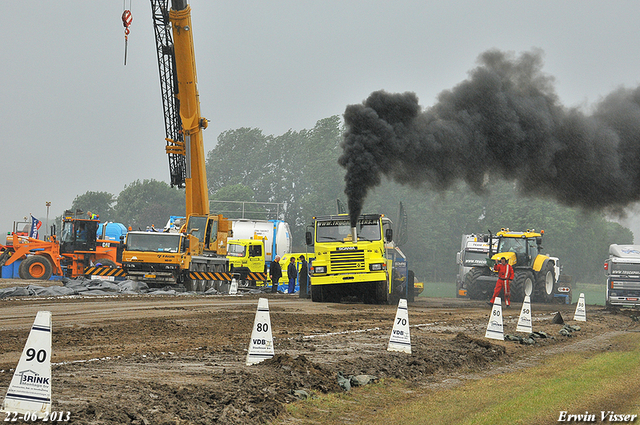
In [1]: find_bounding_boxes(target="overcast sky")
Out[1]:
[2,1,640,236]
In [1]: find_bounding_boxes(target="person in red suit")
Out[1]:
[490,257,514,307]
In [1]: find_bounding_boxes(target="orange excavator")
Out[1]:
[0,210,121,280]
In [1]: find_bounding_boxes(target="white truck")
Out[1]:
[456,234,495,298]
[605,244,640,307]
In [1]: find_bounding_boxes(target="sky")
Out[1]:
[2,1,640,237]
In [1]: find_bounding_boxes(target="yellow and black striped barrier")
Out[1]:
[188,271,236,281]
[188,271,267,281]
[84,266,127,277]
[246,272,267,281]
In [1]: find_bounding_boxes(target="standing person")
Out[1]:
[298,255,309,299]
[270,256,282,293]
[287,256,298,294]
[490,257,514,307]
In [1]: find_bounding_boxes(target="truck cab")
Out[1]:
[227,239,265,277]
[605,244,640,306]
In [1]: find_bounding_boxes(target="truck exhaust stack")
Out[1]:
[351,227,357,242]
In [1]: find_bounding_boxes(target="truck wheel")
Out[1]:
[375,280,389,305]
[465,267,490,300]
[311,285,323,302]
[19,256,53,280]
[407,270,415,302]
[511,271,534,303]
[534,262,556,303]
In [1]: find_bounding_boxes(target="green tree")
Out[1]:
[205,117,345,249]
[69,191,116,220]
[113,179,185,230]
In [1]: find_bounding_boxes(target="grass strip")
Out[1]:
[278,332,640,425]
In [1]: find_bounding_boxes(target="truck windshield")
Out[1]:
[316,219,381,242]
[463,251,488,267]
[227,243,246,257]
[126,233,181,253]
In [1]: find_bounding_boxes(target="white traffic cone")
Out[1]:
[229,278,238,295]
[573,293,586,322]
[1,311,52,418]
[485,297,504,340]
[516,295,533,333]
[246,298,275,365]
[388,298,411,354]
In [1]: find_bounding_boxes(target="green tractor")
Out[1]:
[464,229,558,303]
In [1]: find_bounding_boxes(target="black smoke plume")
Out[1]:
[339,49,640,227]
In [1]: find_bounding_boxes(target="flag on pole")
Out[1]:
[30,215,42,239]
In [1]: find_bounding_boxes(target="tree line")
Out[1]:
[63,115,632,284]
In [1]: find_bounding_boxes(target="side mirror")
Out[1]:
[385,228,393,242]
[305,231,313,246]
[456,252,461,264]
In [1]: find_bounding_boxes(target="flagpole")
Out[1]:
[45,201,51,240]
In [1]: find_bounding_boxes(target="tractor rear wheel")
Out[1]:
[511,270,534,303]
[534,261,556,303]
[19,256,53,280]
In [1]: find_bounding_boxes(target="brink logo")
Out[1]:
[19,370,49,386]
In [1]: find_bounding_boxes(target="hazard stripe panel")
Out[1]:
[188,271,267,281]
[84,266,127,277]
[189,272,235,281]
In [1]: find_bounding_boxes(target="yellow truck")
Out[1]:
[305,213,415,304]
[227,239,268,285]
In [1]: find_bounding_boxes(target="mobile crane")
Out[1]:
[120,0,233,291]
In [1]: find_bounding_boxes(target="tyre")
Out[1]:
[465,267,491,300]
[375,280,389,304]
[20,256,53,280]
[534,261,556,303]
[311,285,323,302]
[95,258,117,268]
[511,271,534,303]
[407,270,415,303]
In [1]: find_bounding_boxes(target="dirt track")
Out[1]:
[0,282,637,424]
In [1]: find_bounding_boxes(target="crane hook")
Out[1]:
[122,9,133,65]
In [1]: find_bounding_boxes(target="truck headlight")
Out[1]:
[369,263,385,271]
[312,265,326,274]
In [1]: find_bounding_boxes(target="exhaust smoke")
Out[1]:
[339,49,640,225]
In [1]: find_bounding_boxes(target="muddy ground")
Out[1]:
[0,280,637,424]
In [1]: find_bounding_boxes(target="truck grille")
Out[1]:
[330,250,365,272]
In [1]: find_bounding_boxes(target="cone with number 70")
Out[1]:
[388,298,411,354]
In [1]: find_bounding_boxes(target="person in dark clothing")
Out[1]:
[270,256,282,293]
[298,255,309,299]
[287,256,298,294]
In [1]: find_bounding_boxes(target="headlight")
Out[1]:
[369,263,385,271]
[313,265,326,274]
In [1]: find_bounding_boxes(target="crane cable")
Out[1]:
[122,0,133,65]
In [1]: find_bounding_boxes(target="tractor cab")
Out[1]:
[60,217,99,254]
[490,229,543,268]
